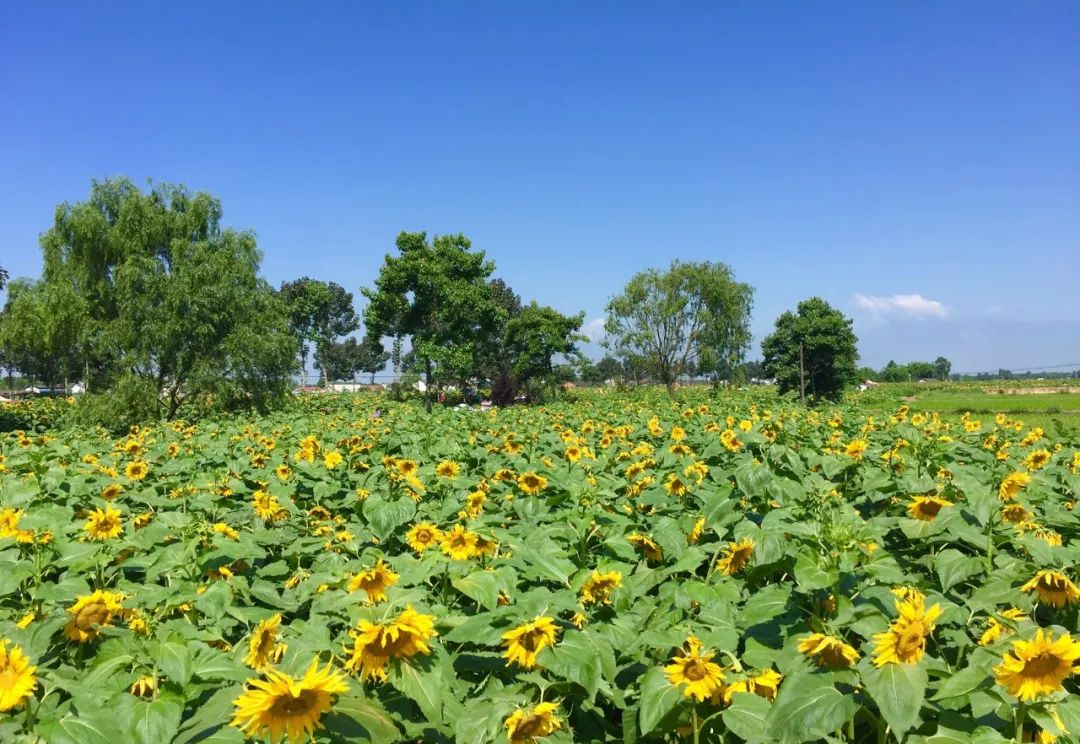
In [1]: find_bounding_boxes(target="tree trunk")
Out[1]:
[424,357,433,413]
[491,371,516,406]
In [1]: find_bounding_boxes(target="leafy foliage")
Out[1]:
[762,297,859,402]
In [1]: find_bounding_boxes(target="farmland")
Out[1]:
[0,386,1078,744]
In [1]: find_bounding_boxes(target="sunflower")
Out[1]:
[844,440,868,461]
[999,472,1031,501]
[441,524,480,560]
[1021,570,1080,608]
[0,639,36,711]
[1001,504,1030,524]
[246,614,287,670]
[101,483,124,500]
[347,560,399,604]
[435,460,460,479]
[503,617,559,669]
[907,495,953,522]
[664,636,725,702]
[212,522,241,540]
[517,472,548,495]
[83,504,124,541]
[231,657,349,743]
[580,570,622,606]
[664,474,688,497]
[979,608,1029,646]
[687,517,705,544]
[627,533,663,562]
[125,460,149,481]
[253,490,285,521]
[274,464,291,481]
[130,675,157,698]
[504,701,562,744]
[994,630,1080,702]
[64,590,125,643]
[716,539,755,575]
[1023,449,1052,471]
[463,490,487,519]
[406,522,442,553]
[343,606,437,681]
[872,595,943,666]
[722,668,782,704]
[797,633,860,668]
[322,451,343,469]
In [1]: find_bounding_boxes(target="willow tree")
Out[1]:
[603,260,754,392]
[38,178,297,420]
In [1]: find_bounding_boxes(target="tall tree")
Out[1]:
[280,278,359,385]
[761,297,858,403]
[38,177,297,420]
[603,260,753,392]
[362,232,501,410]
[0,264,7,290]
[355,336,390,384]
[934,356,952,380]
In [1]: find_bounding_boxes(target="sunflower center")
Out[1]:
[519,630,548,652]
[920,501,942,517]
[897,624,926,654]
[683,659,708,681]
[373,630,414,657]
[1022,652,1061,678]
[76,603,110,628]
[269,689,318,717]
[514,714,547,738]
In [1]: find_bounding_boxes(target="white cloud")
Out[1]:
[853,293,948,319]
[582,317,606,341]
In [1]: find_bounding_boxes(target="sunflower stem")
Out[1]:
[1014,703,1027,743]
[691,703,701,744]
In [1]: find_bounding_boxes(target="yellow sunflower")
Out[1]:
[994,630,1080,702]
[998,472,1031,501]
[580,570,622,606]
[441,524,480,560]
[83,504,124,541]
[872,594,942,666]
[246,614,287,670]
[1021,570,1080,608]
[517,472,548,495]
[504,701,562,744]
[797,633,860,668]
[979,608,1029,646]
[124,460,149,481]
[64,590,125,643]
[722,668,782,704]
[435,460,460,479]
[231,658,349,743]
[844,440,868,461]
[0,639,36,711]
[1023,449,1052,471]
[406,522,442,553]
[322,451,343,469]
[347,560,399,604]
[130,675,157,698]
[687,517,705,544]
[907,495,953,522]
[664,636,725,701]
[716,538,755,575]
[343,606,438,681]
[503,617,559,670]
[101,483,124,500]
[627,533,664,562]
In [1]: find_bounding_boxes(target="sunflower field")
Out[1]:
[0,388,1079,744]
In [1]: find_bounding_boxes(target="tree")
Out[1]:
[934,356,952,380]
[280,278,359,385]
[362,232,501,410]
[355,336,390,384]
[37,177,297,421]
[0,264,7,290]
[0,278,87,389]
[491,302,584,404]
[603,260,753,392]
[761,297,858,403]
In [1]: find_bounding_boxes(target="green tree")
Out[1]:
[0,278,87,389]
[492,302,584,404]
[362,232,501,410]
[603,260,753,392]
[0,264,7,290]
[280,278,359,385]
[355,336,390,384]
[38,177,297,421]
[934,356,952,380]
[761,297,859,403]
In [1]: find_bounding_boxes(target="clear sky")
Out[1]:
[2,2,1078,373]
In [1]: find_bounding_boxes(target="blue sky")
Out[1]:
[2,2,1078,373]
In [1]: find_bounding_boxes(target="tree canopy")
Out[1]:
[761,297,858,403]
[603,260,754,391]
[279,278,359,385]
[362,231,502,407]
[27,178,297,421]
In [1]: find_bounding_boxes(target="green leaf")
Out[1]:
[740,584,792,626]
[363,495,416,539]
[722,692,771,742]
[452,570,501,611]
[156,635,193,687]
[544,629,615,700]
[794,552,835,592]
[326,691,401,743]
[767,672,858,743]
[128,694,184,744]
[389,659,445,726]
[859,660,928,738]
[934,549,982,593]
[38,709,123,744]
[638,666,683,736]
[931,664,992,702]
